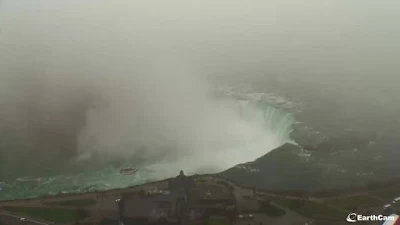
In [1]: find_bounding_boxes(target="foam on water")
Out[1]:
[0,90,298,200]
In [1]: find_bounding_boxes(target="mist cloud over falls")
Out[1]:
[2,0,399,180]
[0,1,297,179]
[0,53,292,179]
[0,52,291,178]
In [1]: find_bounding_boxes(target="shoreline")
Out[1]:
[1,172,400,204]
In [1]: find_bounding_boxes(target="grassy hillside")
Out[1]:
[4,206,89,223]
[46,198,97,207]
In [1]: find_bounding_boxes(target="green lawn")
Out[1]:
[266,196,347,220]
[295,201,347,220]
[368,186,400,201]
[258,200,286,217]
[207,217,230,225]
[48,198,97,207]
[261,204,286,217]
[266,196,304,209]
[4,206,89,223]
[324,195,383,211]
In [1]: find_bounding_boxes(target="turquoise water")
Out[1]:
[0,92,297,201]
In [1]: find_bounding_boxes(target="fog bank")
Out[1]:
[1,0,400,177]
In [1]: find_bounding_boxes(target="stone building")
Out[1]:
[118,191,181,225]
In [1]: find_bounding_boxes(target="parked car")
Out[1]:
[383,204,392,210]
[238,214,254,220]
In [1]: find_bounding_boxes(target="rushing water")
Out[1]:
[0,89,297,200]
[1,0,400,202]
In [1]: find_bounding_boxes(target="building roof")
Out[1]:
[121,192,179,218]
[382,214,400,225]
[190,184,232,201]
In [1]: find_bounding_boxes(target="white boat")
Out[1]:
[120,168,138,175]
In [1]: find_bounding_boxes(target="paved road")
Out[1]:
[0,212,51,225]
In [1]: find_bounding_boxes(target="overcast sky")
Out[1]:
[1,1,399,86]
